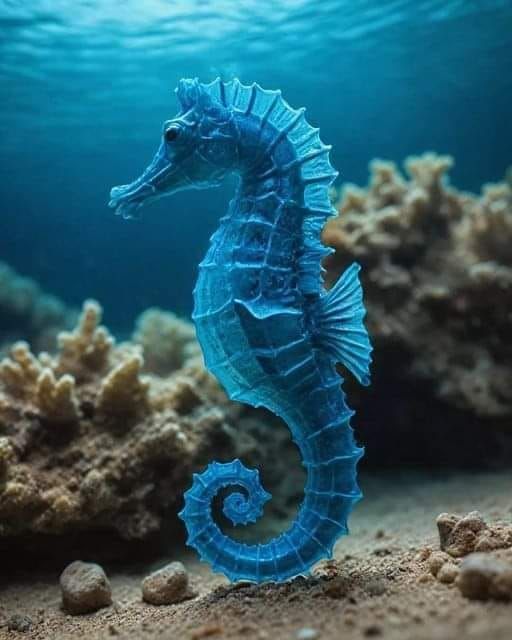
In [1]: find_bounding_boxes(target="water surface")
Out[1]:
[1,0,510,326]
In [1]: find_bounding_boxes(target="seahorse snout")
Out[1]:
[109,184,130,200]
[108,182,153,219]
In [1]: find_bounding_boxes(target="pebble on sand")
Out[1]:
[60,560,112,615]
[142,561,195,605]
[458,553,512,601]
[437,562,460,584]
[428,551,452,577]
[7,614,32,632]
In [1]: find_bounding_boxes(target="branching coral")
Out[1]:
[55,300,113,379]
[96,354,149,420]
[35,369,79,424]
[323,153,512,418]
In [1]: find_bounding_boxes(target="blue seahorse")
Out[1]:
[109,78,372,583]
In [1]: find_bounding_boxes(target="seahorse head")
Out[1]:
[109,78,238,219]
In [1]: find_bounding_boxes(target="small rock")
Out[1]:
[365,578,387,596]
[437,562,459,584]
[458,553,512,601]
[363,624,383,637]
[60,560,112,615]
[7,615,32,632]
[344,614,356,627]
[321,575,348,598]
[296,628,318,640]
[416,547,432,562]
[417,572,434,584]
[142,561,194,605]
[436,513,462,549]
[190,623,223,639]
[428,551,451,577]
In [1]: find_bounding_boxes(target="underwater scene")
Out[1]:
[1,0,511,638]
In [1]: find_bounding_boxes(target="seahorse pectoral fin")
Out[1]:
[314,262,372,386]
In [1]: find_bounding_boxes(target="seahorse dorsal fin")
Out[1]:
[315,263,372,386]
[176,78,201,110]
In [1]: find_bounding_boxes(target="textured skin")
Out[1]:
[109,78,372,583]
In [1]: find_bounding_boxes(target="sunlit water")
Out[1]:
[0,0,511,326]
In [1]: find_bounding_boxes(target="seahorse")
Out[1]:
[109,78,372,583]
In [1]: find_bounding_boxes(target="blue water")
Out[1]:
[1,0,511,330]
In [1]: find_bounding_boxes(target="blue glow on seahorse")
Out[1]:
[109,78,372,583]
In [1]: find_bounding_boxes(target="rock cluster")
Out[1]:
[430,510,512,601]
[437,511,512,557]
[428,551,460,584]
[58,559,195,615]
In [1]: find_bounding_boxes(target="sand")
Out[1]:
[1,470,511,640]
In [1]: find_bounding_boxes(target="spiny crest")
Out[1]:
[175,78,338,201]
[176,77,339,295]
[175,77,230,124]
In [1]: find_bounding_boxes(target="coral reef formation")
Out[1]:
[324,153,512,420]
[0,301,279,547]
[0,261,76,354]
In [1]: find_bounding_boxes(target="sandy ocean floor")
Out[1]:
[1,470,511,640]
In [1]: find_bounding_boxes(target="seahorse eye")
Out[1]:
[164,125,181,142]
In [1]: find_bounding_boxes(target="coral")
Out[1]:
[133,308,201,375]
[0,341,79,424]
[55,300,113,379]
[0,261,76,352]
[36,369,80,424]
[96,354,149,421]
[324,154,512,419]
[0,300,264,543]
